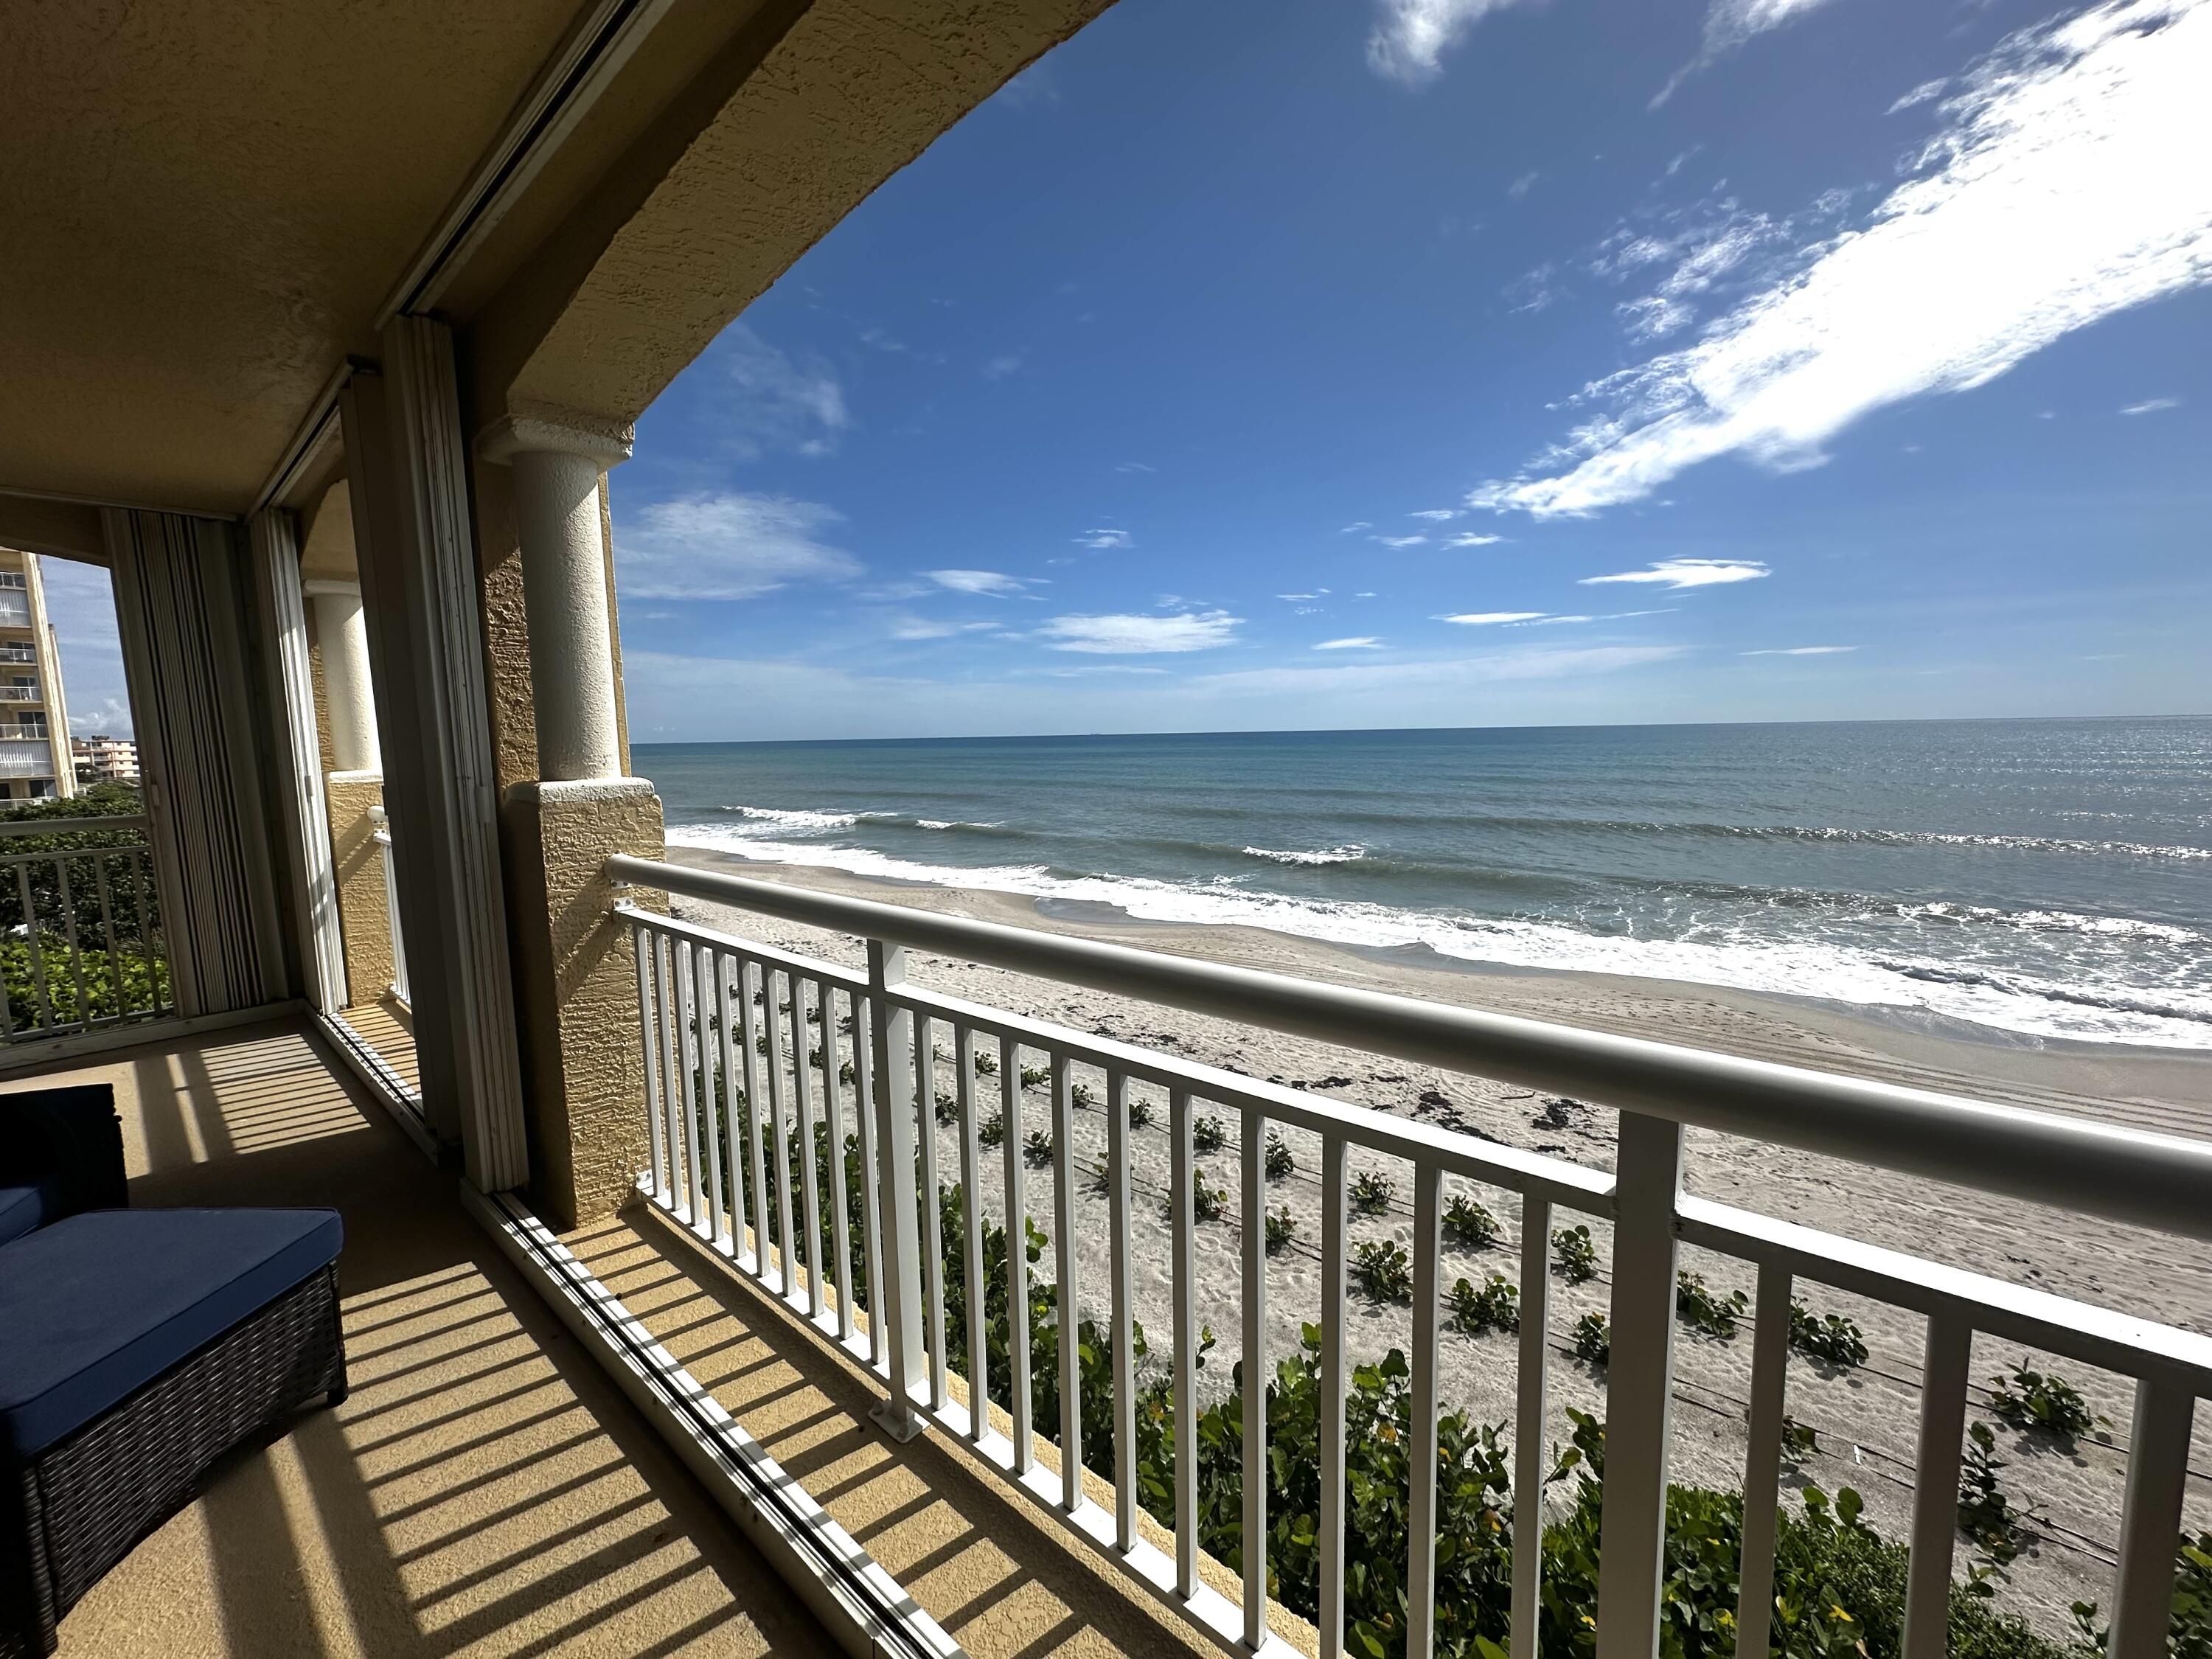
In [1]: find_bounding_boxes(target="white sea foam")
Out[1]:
[664,825,2212,1048]
[1242,844,1366,866]
[718,804,864,832]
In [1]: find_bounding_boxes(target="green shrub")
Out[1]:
[1023,1128,1054,1167]
[1781,1413,1820,1461]
[1446,1273,1518,1336]
[1551,1225,1597,1284]
[933,1089,960,1127]
[1571,1311,1610,1367]
[1265,1206,1298,1256]
[1353,1239,1413,1305]
[1958,1422,2044,1570]
[973,1047,1000,1077]
[1351,1171,1395,1215]
[978,1109,1006,1150]
[1020,1062,1051,1088]
[1193,1115,1228,1154]
[1193,1167,1229,1223]
[838,1057,857,1086]
[1674,1270,1747,1340]
[1128,1094,1155,1129]
[1789,1300,1868,1370]
[1443,1194,1500,1250]
[1987,1359,2104,1446]
[1265,1130,1295,1180]
[1072,1081,1096,1108]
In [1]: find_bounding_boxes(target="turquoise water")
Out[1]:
[640,717,2212,1048]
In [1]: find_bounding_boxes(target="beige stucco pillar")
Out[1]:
[477,417,630,782]
[302,579,381,774]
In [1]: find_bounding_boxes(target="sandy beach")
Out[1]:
[661,844,2212,1634]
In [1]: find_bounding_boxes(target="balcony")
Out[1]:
[0,688,38,703]
[0,598,28,630]
[0,740,55,779]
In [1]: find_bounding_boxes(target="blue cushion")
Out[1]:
[0,1182,52,1247]
[0,1207,343,1461]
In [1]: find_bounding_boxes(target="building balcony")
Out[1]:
[0,739,57,779]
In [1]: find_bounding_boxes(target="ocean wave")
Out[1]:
[663,826,2212,1048]
[1242,844,1366,866]
[716,804,863,832]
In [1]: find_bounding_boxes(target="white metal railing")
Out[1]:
[0,741,55,779]
[366,804,408,1006]
[0,686,39,703]
[608,854,2210,1659]
[0,813,170,1040]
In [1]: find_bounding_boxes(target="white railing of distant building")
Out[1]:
[0,686,40,703]
[606,854,2208,1659]
[0,814,171,1042]
[366,804,408,1007]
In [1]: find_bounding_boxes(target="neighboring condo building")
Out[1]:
[72,733,139,785]
[0,547,76,800]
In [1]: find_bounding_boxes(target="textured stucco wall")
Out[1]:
[324,771,394,1010]
[505,777,667,1227]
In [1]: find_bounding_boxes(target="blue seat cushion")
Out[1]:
[0,1206,343,1461]
[0,1181,53,1247]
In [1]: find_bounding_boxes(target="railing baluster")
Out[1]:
[854,993,884,1360]
[1005,1039,1033,1472]
[18,865,52,1030]
[1241,1105,1270,1649]
[716,955,747,1263]
[53,857,90,1030]
[821,978,856,1340]
[765,967,796,1297]
[1054,1049,1083,1512]
[91,855,125,1023]
[793,976,824,1316]
[958,1023,987,1441]
[1406,1164,1442,1659]
[2107,1377,2194,1659]
[866,939,925,1441]
[1594,1110,1685,1659]
[917,1012,948,1411]
[1108,1068,1136,1551]
[740,960,771,1284]
[1172,1088,1200,1600]
[654,933,683,1214]
[1318,1133,1347,1659]
[1511,1194,1551,1659]
[695,941,725,1245]
[128,850,163,1015]
[1736,1262,1794,1659]
[1903,1312,1973,1659]
[678,942,707,1225]
[635,921,667,1200]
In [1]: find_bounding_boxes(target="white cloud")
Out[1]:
[1508,170,1541,201]
[981,353,1023,380]
[1889,77,1950,114]
[1315,637,1385,650]
[34,557,131,737]
[1277,591,1329,600]
[1477,0,2212,518]
[1579,558,1770,588]
[1339,521,1373,533]
[1115,461,1157,473]
[1036,611,1243,654]
[1438,611,1548,625]
[1408,508,1462,521]
[889,617,1001,641]
[1512,614,1593,626]
[1744,644,1857,655]
[714,324,849,459]
[1371,534,1430,548]
[2120,396,2181,414]
[1366,0,1543,86]
[1074,527,1134,550]
[1596,201,1789,341]
[925,568,1031,597]
[1655,0,1841,105]
[616,492,861,599]
[1444,532,1506,548]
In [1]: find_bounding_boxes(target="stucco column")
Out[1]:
[302,580,381,774]
[477,417,630,782]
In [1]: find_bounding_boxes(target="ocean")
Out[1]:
[642,717,2212,1050]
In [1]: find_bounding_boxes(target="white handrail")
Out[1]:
[605,854,2212,1243]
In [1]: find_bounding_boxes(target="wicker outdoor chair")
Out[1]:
[0,1083,347,1658]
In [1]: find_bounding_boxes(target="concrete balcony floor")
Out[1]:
[4,1018,839,1658]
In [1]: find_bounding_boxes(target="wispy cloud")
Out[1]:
[925,568,1033,597]
[1277,591,1331,600]
[2121,396,2181,414]
[1315,636,1385,651]
[1655,0,1841,105]
[1744,644,1857,655]
[1475,0,2212,518]
[1366,0,1543,86]
[1339,521,1373,533]
[1114,461,1158,473]
[1037,611,1243,654]
[1438,611,1548,625]
[1074,527,1134,550]
[1444,532,1506,548]
[1508,170,1541,201]
[1579,558,1769,589]
[1371,534,1430,548]
[981,353,1024,380]
[889,617,1001,641]
[617,492,861,599]
[1408,508,1462,521]
[714,325,849,459]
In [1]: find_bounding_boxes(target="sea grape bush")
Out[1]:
[1128,1095,1155,1130]
[1020,1062,1051,1088]
[978,1110,1006,1150]
[1353,1239,1414,1305]
[1781,1414,1820,1461]
[1957,1422,2045,1570]
[1788,1301,1869,1370]
[1443,1194,1500,1250]
[1987,1359,2104,1446]
[1351,1172,1396,1215]
[1023,1129,1054,1167]
[1265,1206,1298,1256]
[973,1047,999,1077]
[1193,1115,1228,1154]
[1551,1225,1598,1284]
[1265,1130,1295,1180]
[1673,1270,1747,1340]
[1446,1273,1519,1336]
[1193,1167,1229,1223]
[1571,1312,1610,1368]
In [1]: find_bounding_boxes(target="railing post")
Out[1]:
[866,937,927,1441]
[1595,1110,1684,1659]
